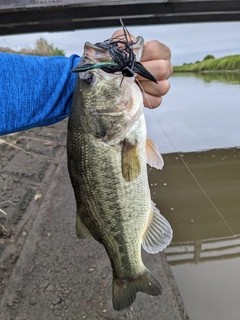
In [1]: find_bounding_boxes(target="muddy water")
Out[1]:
[145,72,240,320]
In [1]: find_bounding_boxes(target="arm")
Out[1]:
[0,34,172,136]
[0,53,80,136]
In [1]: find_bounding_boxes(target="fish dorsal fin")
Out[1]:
[142,201,173,253]
[76,212,92,239]
[146,137,164,170]
[122,139,141,182]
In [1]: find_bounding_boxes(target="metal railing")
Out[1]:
[166,234,240,265]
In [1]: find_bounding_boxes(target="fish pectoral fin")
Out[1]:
[121,139,141,182]
[76,212,93,239]
[112,270,162,311]
[146,137,164,170]
[142,201,173,253]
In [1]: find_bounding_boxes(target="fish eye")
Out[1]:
[82,72,95,85]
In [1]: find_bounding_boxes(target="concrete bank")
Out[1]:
[0,121,189,320]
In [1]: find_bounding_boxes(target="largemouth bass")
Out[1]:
[67,36,173,311]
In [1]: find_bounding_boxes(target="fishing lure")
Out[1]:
[71,19,157,84]
[72,61,119,73]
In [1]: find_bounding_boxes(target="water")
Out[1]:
[145,72,240,320]
[145,72,240,153]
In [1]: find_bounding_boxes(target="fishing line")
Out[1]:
[136,79,237,239]
[155,115,237,238]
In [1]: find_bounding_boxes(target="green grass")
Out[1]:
[174,54,240,72]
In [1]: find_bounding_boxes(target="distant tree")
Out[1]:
[195,60,200,64]
[203,54,215,61]
[182,62,193,66]
[34,38,65,56]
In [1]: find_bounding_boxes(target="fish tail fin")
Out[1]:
[112,270,162,311]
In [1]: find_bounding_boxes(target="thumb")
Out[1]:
[111,29,136,44]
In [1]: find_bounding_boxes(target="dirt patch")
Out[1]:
[0,252,19,299]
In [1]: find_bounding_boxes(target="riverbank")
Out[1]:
[174,54,240,72]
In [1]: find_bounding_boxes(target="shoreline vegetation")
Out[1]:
[174,54,240,72]
[0,37,65,56]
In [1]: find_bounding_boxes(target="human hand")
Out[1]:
[111,29,173,109]
[138,40,173,108]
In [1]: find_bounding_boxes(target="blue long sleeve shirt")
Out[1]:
[0,53,81,136]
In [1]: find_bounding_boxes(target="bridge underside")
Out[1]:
[0,0,240,36]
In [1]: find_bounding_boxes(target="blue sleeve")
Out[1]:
[0,53,81,136]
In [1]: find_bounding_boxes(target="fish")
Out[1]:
[67,35,173,311]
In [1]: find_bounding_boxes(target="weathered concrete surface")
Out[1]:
[0,121,189,320]
[0,121,68,300]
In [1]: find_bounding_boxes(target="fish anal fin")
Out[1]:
[146,137,164,170]
[122,139,141,182]
[112,270,162,311]
[76,212,92,239]
[142,201,173,253]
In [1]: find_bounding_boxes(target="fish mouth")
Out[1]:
[72,36,156,83]
[80,36,144,66]
[83,42,112,63]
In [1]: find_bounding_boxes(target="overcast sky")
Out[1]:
[0,21,239,65]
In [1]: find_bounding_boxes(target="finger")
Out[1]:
[137,60,173,81]
[139,79,170,97]
[141,40,171,61]
[142,92,163,109]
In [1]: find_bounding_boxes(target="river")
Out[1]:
[145,72,240,320]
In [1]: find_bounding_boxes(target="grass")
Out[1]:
[0,37,65,56]
[174,54,240,72]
